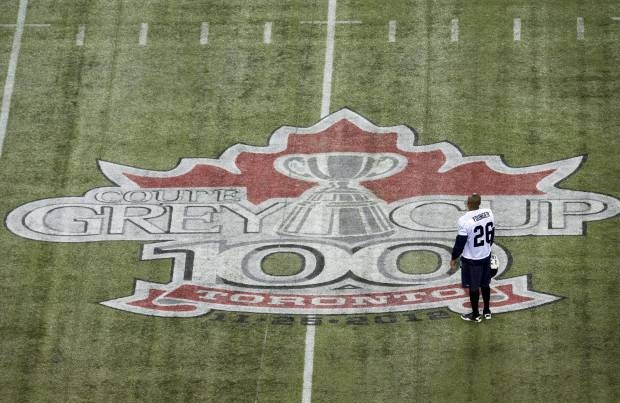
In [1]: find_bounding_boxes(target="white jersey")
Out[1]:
[457,208,495,260]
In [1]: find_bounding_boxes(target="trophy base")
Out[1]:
[276,229,396,245]
[276,181,396,242]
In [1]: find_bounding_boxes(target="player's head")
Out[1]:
[467,193,481,211]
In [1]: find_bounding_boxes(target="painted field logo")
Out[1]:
[7,109,620,317]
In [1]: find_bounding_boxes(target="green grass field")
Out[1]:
[1,0,619,402]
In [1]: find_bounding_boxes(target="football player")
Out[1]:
[450,194,495,322]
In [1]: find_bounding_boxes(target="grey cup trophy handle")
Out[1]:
[281,156,314,179]
[365,155,402,179]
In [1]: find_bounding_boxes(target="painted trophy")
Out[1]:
[274,152,407,241]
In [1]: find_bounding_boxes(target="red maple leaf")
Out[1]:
[113,117,555,204]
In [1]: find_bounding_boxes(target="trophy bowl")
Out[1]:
[274,152,407,184]
[274,152,407,241]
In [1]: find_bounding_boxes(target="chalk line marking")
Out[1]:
[319,0,337,119]
[200,22,209,45]
[577,17,584,40]
[76,25,86,46]
[264,22,272,44]
[451,18,459,42]
[388,20,396,42]
[514,18,521,41]
[139,22,148,46]
[0,0,29,157]
[301,2,338,399]
[612,17,620,21]
[302,323,316,403]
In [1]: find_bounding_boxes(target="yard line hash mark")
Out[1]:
[388,20,396,42]
[0,0,29,157]
[264,22,272,44]
[139,22,148,46]
[577,17,584,40]
[451,18,459,42]
[200,22,209,45]
[513,18,521,41]
[76,25,86,46]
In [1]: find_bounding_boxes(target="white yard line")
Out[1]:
[200,22,209,45]
[612,17,620,21]
[302,2,339,399]
[320,0,337,119]
[264,22,273,44]
[302,323,316,403]
[139,22,149,46]
[388,20,396,43]
[513,18,521,42]
[76,25,86,46]
[0,0,28,157]
[577,17,584,40]
[451,18,459,42]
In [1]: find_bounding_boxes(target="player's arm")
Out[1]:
[450,235,468,270]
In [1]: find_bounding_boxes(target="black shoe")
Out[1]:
[460,312,482,323]
[483,311,492,320]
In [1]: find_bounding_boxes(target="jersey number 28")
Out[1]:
[473,222,495,247]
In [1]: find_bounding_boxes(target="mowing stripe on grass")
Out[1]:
[139,22,148,46]
[301,20,361,24]
[254,324,271,403]
[0,0,28,157]
[577,17,584,40]
[388,20,396,42]
[264,22,272,44]
[76,25,85,46]
[451,18,459,42]
[0,23,49,28]
[514,18,521,41]
[200,22,209,45]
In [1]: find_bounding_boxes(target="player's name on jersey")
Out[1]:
[472,211,490,222]
[7,186,615,241]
